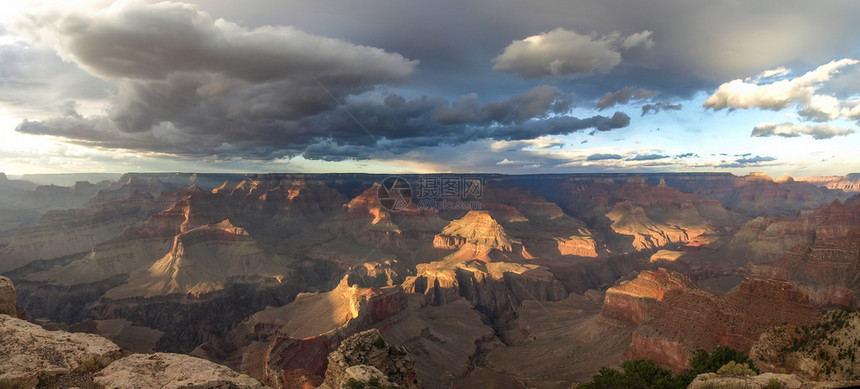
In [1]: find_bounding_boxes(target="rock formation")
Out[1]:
[687,372,859,389]
[553,176,747,253]
[0,314,125,387]
[752,310,860,381]
[0,191,163,274]
[320,328,419,389]
[743,197,860,307]
[94,353,265,389]
[0,276,15,316]
[0,172,855,389]
[799,173,860,193]
[402,259,567,317]
[194,275,408,388]
[104,219,290,299]
[602,269,821,371]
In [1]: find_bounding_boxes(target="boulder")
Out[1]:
[94,353,266,389]
[0,276,16,316]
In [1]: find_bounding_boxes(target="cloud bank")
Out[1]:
[10,1,632,162]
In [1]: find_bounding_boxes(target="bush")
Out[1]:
[373,337,386,349]
[716,361,756,376]
[764,378,783,389]
[579,345,757,389]
[345,378,366,389]
[579,359,687,389]
[691,345,760,375]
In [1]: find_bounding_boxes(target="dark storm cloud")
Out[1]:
[10,1,637,162]
[433,85,572,125]
[17,85,630,160]
[586,153,623,161]
[597,87,658,109]
[641,102,682,116]
[628,154,668,161]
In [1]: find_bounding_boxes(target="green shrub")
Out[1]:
[691,345,760,375]
[373,337,386,349]
[578,345,757,389]
[716,361,756,376]
[345,378,366,389]
[764,378,783,389]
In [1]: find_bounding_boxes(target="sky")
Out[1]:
[1,0,860,177]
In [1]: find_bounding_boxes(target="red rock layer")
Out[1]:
[603,269,821,371]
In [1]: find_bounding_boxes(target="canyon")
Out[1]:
[0,171,857,388]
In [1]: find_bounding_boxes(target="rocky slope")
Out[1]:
[800,173,860,193]
[0,314,266,389]
[193,275,409,388]
[752,309,860,381]
[0,276,265,388]
[104,219,290,299]
[320,328,419,389]
[743,197,860,308]
[0,191,164,274]
[553,176,747,253]
[0,172,855,388]
[402,259,567,318]
[602,269,822,371]
[688,371,859,389]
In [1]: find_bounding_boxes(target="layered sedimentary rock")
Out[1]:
[104,220,290,299]
[195,276,408,388]
[661,172,849,217]
[475,186,603,258]
[554,176,746,253]
[752,310,860,381]
[402,259,567,316]
[483,294,636,387]
[602,269,697,325]
[0,192,163,273]
[745,198,860,307]
[433,210,531,261]
[602,269,821,371]
[800,173,860,193]
[318,184,447,254]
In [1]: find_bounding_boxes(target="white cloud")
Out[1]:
[492,28,654,79]
[621,30,655,50]
[704,59,858,112]
[749,66,790,81]
[704,59,860,126]
[751,122,854,140]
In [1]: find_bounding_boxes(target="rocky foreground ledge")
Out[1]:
[0,275,418,389]
[0,314,266,389]
[0,275,267,389]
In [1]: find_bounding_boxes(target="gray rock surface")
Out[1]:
[0,276,16,316]
[94,352,266,389]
